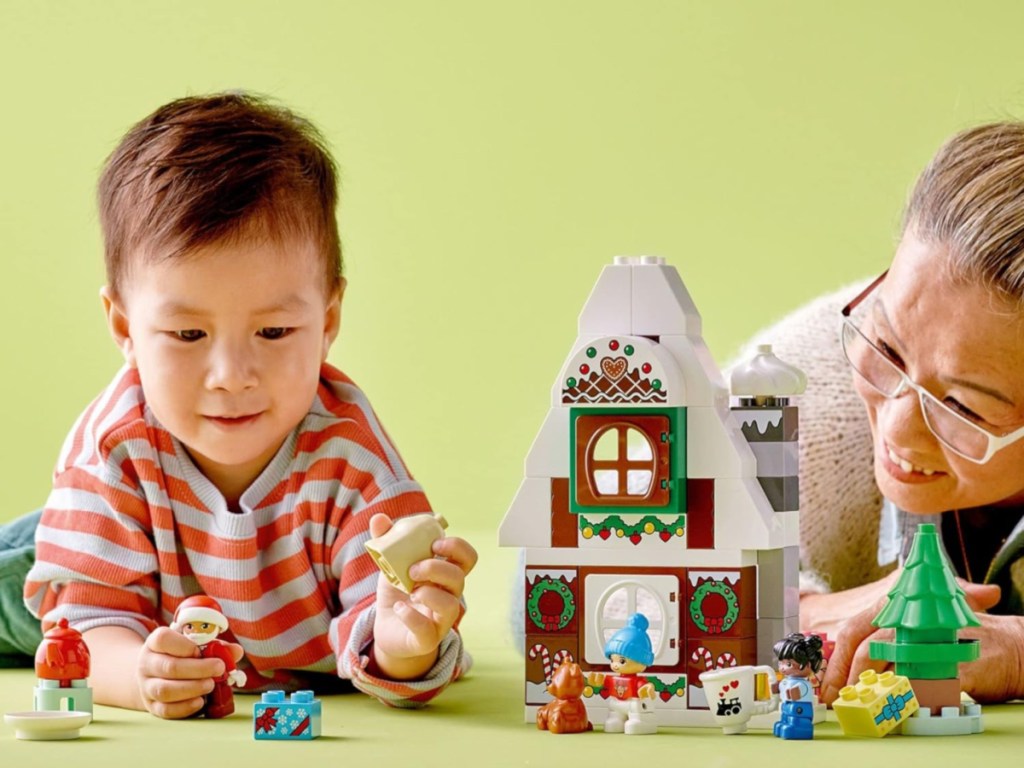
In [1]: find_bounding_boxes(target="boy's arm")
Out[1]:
[83,625,242,718]
[328,484,470,708]
[24,422,176,713]
[367,513,475,680]
[25,456,161,639]
[82,626,145,710]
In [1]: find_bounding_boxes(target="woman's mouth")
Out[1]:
[882,444,943,483]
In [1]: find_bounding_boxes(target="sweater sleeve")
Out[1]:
[24,422,161,637]
[328,480,466,708]
[729,279,889,592]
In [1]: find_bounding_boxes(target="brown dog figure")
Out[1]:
[536,662,593,734]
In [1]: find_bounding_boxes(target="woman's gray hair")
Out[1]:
[906,122,1024,305]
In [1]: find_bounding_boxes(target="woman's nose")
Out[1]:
[876,388,934,449]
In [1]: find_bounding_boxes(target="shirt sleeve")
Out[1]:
[24,424,160,638]
[327,479,467,708]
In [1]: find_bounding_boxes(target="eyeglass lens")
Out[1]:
[841,320,989,461]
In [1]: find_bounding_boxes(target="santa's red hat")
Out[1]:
[170,595,229,632]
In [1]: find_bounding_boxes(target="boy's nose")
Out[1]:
[205,343,258,392]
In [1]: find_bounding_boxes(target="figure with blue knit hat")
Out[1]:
[586,613,658,735]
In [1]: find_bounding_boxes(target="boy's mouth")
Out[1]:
[205,413,262,428]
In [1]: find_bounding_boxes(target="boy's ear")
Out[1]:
[322,277,345,360]
[100,286,136,367]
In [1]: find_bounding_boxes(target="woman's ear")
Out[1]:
[100,286,136,367]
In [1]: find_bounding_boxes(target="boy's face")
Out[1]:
[102,236,341,501]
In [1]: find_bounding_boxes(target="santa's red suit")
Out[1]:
[171,595,247,719]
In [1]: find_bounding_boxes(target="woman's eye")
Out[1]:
[258,327,291,340]
[174,329,206,342]
[943,397,984,424]
[876,339,905,367]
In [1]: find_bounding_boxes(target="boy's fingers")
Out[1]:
[408,559,466,596]
[140,650,225,681]
[227,642,245,663]
[146,626,200,657]
[409,584,460,622]
[146,696,206,720]
[433,536,478,574]
[141,676,214,704]
[368,513,393,539]
[391,600,442,643]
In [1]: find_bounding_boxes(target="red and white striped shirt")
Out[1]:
[24,363,464,707]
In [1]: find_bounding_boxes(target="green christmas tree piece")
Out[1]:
[869,523,980,679]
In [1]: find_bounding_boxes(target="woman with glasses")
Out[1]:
[744,123,1024,706]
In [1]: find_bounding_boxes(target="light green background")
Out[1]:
[4,2,1024,528]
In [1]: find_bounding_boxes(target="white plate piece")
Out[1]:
[4,710,92,740]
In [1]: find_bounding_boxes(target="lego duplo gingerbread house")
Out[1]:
[499,256,805,727]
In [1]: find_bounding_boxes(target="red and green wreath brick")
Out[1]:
[689,579,740,634]
[527,577,577,632]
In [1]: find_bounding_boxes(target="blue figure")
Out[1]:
[772,633,824,740]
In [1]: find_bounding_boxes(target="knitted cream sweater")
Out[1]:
[734,279,889,592]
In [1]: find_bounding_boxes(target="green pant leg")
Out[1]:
[0,509,44,665]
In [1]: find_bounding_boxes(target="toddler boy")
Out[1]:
[22,93,476,717]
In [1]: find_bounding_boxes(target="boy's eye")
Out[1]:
[258,327,292,340]
[174,329,206,342]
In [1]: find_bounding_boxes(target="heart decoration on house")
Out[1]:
[600,356,627,381]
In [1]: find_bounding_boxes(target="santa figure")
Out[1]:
[170,595,247,718]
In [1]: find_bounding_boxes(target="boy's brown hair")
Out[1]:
[98,92,342,299]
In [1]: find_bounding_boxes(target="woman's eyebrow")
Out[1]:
[941,375,1016,407]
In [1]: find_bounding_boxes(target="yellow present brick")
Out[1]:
[833,670,919,737]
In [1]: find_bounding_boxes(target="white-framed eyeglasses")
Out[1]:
[841,271,1024,464]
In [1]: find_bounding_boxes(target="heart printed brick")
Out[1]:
[600,356,628,381]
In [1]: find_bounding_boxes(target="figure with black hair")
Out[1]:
[771,633,824,740]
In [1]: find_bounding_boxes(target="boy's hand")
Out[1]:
[369,513,477,681]
[136,627,244,719]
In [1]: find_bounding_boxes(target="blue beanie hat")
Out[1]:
[603,613,654,666]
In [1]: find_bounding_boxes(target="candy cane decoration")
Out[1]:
[690,646,713,671]
[552,649,574,673]
[716,652,737,668]
[529,643,552,681]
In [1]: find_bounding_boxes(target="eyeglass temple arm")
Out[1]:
[841,270,889,317]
